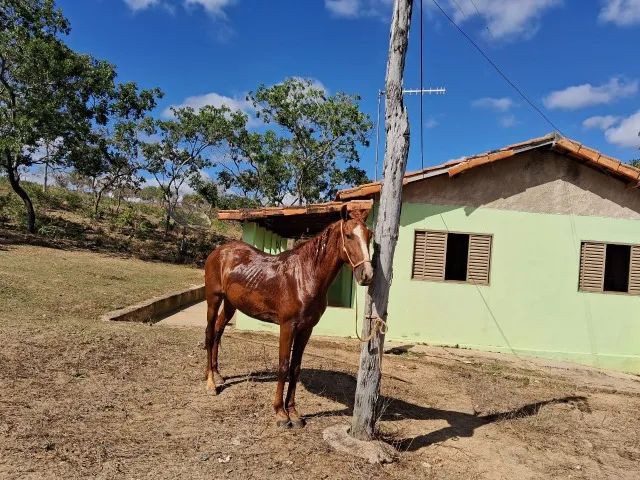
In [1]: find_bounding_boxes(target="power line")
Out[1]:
[430,0,564,135]
[450,0,467,18]
[420,0,425,173]
[467,0,496,40]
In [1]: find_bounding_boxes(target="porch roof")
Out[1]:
[217,199,373,238]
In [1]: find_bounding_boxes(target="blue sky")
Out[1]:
[57,0,640,180]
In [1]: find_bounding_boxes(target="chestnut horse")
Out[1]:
[204,207,373,428]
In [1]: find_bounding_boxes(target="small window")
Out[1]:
[579,242,639,295]
[604,244,630,292]
[412,230,492,285]
[445,233,469,281]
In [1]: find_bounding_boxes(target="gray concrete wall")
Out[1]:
[100,284,205,323]
[403,150,640,219]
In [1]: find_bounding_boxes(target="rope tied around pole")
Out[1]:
[356,316,388,343]
[353,288,388,343]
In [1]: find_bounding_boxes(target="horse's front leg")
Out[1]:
[274,321,295,428]
[205,296,222,395]
[285,327,313,428]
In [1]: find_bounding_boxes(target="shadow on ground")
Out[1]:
[221,368,588,451]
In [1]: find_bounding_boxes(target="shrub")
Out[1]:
[114,206,138,230]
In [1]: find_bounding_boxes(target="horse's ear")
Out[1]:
[340,204,349,221]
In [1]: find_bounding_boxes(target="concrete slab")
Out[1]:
[156,301,207,328]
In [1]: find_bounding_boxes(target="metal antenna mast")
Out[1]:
[374,87,446,181]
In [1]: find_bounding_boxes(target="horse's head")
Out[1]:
[339,206,374,286]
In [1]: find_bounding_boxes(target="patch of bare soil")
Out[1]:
[1,245,639,479]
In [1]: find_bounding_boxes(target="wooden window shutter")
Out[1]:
[412,231,446,281]
[467,234,492,285]
[629,245,640,296]
[579,242,605,292]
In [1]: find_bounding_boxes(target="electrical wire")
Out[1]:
[420,0,425,173]
[450,0,467,18]
[468,0,496,40]
[430,0,564,135]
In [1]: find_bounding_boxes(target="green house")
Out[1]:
[218,134,640,374]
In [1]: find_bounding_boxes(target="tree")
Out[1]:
[244,77,372,205]
[75,83,163,216]
[217,128,292,206]
[141,105,236,233]
[138,185,164,205]
[190,173,260,210]
[351,0,413,442]
[632,131,640,168]
[1,0,120,232]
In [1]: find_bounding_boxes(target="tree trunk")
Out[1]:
[115,191,123,215]
[94,190,103,217]
[5,160,37,234]
[164,199,172,235]
[350,0,412,441]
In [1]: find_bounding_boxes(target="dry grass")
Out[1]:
[1,244,640,479]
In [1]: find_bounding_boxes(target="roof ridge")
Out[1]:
[335,133,639,201]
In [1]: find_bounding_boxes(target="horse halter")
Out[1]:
[340,220,371,269]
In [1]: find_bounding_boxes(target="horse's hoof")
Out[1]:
[276,419,292,429]
[206,385,218,396]
[214,373,225,386]
[290,418,306,429]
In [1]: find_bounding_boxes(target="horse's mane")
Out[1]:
[282,220,340,266]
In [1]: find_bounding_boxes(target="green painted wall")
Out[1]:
[235,207,640,374]
[327,265,353,307]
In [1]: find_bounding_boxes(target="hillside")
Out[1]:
[0,178,241,265]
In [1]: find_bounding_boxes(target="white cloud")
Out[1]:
[324,0,393,18]
[184,0,235,17]
[499,114,518,128]
[325,0,360,17]
[425,118,439,129]
[290,76,329,95]
[472,96,514,112]
[443,0,562,40]
[122,0,235,16]
[162,92,254,119]
[599,0,640,26]
[604,111,640,148]
[543,77,638,110]
[582,115,620,130]
[124,0,160,10]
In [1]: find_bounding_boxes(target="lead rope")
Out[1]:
[353,271,388,343]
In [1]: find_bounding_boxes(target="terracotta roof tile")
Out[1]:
[217,199,373,221]
[336,133,640,200]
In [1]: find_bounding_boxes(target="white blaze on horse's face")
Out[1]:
[350,223,374,286]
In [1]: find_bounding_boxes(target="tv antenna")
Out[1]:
[374,87,446,181]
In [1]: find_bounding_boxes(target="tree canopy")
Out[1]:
[218,77,372,206]
[0,0,160,231]
[141,105,239,231]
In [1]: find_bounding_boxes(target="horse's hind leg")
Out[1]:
[211,301,235,387]
[205,294,222,395]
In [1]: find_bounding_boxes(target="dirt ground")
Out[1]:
[1,244,640,479]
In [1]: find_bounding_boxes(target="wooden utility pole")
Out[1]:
[350,0,413,441]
